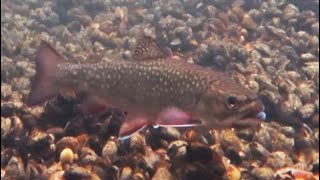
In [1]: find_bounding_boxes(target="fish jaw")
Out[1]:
[226,100,266,128]
[206,99,266,129]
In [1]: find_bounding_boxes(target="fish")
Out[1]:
[26,36,266,139]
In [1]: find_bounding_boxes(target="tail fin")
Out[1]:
[26,41,65,106]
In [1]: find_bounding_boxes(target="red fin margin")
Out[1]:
[118,108,202,140]
[119,115,149,140]
[26,41,65,106]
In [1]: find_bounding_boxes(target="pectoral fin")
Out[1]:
[118,108,202,140]
[156,107,202,127]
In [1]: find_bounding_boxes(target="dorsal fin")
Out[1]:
[132,35,170,61]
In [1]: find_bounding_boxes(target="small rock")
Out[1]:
[79,147,99,164]
[301,53,317,62]
[64,165,92,179]
[242,14,257,30]
[187,142,213,163]
[1,83,12,100]
[253,43,272,56]
[16,61,35,78]
[60,148,74,165]
[1,56,18,83]
[152,166,173,180]
[120,166,132,180]
[298,103,316,119]
[130,133,146,153]
[251,167,274,180]
[12,77,30,93]
[5,156,25,178]
[265,151,293,169]
[167,140,188,159]
[144,146,160,169]
[1,117,12,139]
[102,138,119,161]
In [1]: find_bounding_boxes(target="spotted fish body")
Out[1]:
[58,60,209,111]
[27,37,266,138]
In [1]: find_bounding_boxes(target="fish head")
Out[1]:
[196,81,266,129]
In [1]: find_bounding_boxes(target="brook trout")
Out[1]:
[26,36,266,139]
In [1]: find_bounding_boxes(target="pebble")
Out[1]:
[250,167,274,180]
[152,166,173,180]
[1,83,12,100]
[60,148,74,165]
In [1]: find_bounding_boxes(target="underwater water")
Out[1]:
[1,0,319,179]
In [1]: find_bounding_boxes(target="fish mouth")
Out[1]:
[213,100,266,129]
[231,100,266,128]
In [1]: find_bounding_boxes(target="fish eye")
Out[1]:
[226,96,238,109]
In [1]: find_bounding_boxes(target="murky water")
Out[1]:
[1,0,319,179]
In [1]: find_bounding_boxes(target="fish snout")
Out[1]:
[251,100,266,120]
